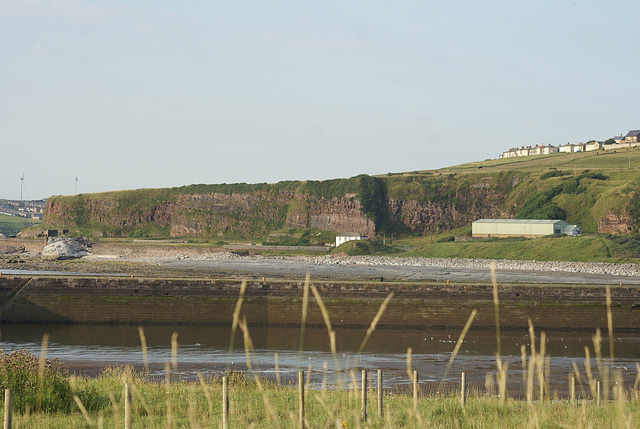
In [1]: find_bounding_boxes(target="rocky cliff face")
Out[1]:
[384,174,519,234]
[598,210,633,234]
[43,190,376,238]
[285,194,375,236]
[42,170,639,239]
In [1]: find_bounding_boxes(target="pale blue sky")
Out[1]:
[1,0,639,200]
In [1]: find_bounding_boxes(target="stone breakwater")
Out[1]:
[2,275,640,329]
[152,253,640,278]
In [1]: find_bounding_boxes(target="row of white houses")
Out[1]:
[500,130,640,159]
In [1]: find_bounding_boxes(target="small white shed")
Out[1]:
[335,233,366,247]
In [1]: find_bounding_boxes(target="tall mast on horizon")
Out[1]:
[19,171,25,201]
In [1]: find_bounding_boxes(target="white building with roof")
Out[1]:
[472,219,580,238]
[335,233,367,247]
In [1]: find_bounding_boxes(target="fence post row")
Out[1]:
[2,369,623,426]
[124,383,132,429]
[361,370,367,422]
[3,389,11,429]
[222,376,229,429]
[298,370,305,429]
[377,369,383,418]
[413,370,419,411]
[461,372,466,406]
[570,376,575,405]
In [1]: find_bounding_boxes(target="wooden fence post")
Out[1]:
[3,389,11,429]
[124,383,132,429]
[298,370,305,429]
[570,376,575,405]
[222,376,229,429]
[461,372,466,406]
[377,369,383,418]
[361,370,367,422]
[413,370,419,411]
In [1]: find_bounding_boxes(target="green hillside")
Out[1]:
[0,213,41,237]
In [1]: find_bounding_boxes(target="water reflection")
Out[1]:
[1,325,639,388]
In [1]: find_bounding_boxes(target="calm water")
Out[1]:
[2,324,639,390]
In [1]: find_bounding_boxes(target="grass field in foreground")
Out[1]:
[3,367,640,428]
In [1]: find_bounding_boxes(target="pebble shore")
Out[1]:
[164,252,640,278]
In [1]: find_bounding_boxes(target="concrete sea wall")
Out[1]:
[1,276,639,330]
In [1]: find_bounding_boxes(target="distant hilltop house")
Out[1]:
[499,144,558,159]
[472,219,580,238]
[335,232,367,247]
[499,129,639,159]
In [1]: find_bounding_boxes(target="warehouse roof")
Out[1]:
[473,219,566,224]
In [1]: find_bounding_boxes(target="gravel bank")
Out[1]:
[138,253,640,277]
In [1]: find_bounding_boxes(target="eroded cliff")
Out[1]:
[42,168,638,239]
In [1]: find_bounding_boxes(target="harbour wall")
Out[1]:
[0,276,639,331]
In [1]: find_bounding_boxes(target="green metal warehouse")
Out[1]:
[471,219,581,238]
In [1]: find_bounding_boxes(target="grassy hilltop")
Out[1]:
[36,147,640,263]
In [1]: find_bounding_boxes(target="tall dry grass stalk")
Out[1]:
[606,286,614,358]
[606,285,614,402]
[238,318,280,428]
[496,357,509,405]
[299,274,310,354]
[72,394,92,425]
[584,347,597,399]
[490,262,501,358]
[537,331,546,401]
[526,320,536,404]
[572,360,588,400]
[130,383,152,417]
[274,352,281,385]
[227,280,247,371]
[490,263,509,404]
[69,376,93,425]
[406,347,413,382]
[356,292,394,355]
[138,326,148,372]
[438,309,477,393]
[171,332,178,375]
[520,344,527,386]
[35,332,49,413]
[197,371,213,415]
[310,284,342,388]
[592,328,609,400]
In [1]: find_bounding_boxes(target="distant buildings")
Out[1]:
[0,200,45,220]
[499,129,639,159]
